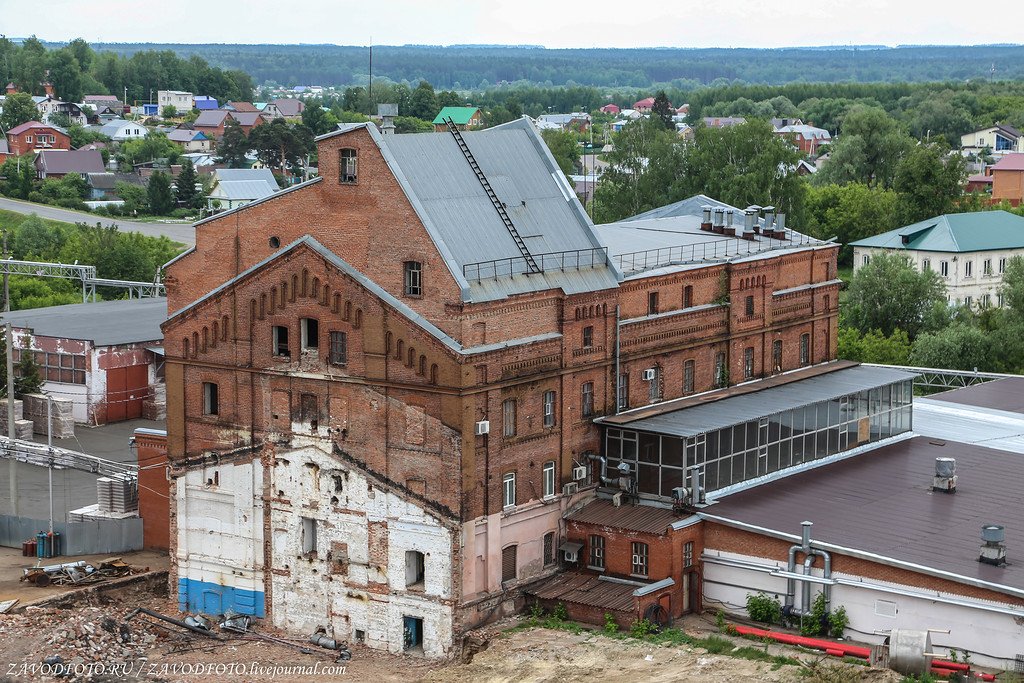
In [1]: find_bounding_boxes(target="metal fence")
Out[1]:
[0,515,143,555]
[862,363,1017,390]
[463,247,609,280]
[614,232,818,275]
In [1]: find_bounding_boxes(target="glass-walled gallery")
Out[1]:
[604,377,913,499]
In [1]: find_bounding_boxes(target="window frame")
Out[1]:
[300,317,319,351]
[631,541,649,578]
[582,325,594,349]
[617,373,629,410]
[339,148,358,183]
[404,261,423,297]
[203,382,219,416]
[502,399,517,437]
[800,334,810,367]
[745,295,754,317]
[940,260,949,277]
[772,339,783,372]
[329,331,348,366]
[588,534,605,570]
[502,471,516,508]
[542,460,556,498]
[581,381,595,417]
[543,390,556,428]
[543,531,555,566]
[743,346,755,380]
[647,291,659,315]
[683,359,695,394]
[272,325,290,357]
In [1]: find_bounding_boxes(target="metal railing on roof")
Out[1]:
[463,247,609,281]
[863,363,1017,390]
[614,232,818,275]
[0,259,165,302]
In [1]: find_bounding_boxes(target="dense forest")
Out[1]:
[82,43,1024,89]
[1,37,253,104]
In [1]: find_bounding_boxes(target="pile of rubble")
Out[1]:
[0,604,164,681]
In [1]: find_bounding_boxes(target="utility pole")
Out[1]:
[47,395,53,534]
[2,231,9,312]
[368,37,373,103]
[6,322,16,517]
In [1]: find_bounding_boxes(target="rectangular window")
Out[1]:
[715,352,726,388]
[631,541,649,577]
[301,516,317,554]
[542,461,556,498]
[25,135,33,143]
[940,261,949,277]
[272,325,290,357]
[743,347,754,380]
[745,295,754,317]
[683,360,695,394]
[502,399,517,437]
[543,531,555,566]
[203,382,218,415]
[18,350,87,384]
[589,534,605,569]
[965,260,973,277]
[502,472,516,508]
[582,325,593,349]
[543,390,556,427]
[683,285,693,308]
[648,366,662,402]
[648,291,659,315]
[862,254,870,266]
[581,382,594,417]
[329,331,348,365]
[922,259,930,272]
[501,545,517,582]
[800,334,810,366]
[999,257,1007,274]
[300,318,318,350]
[999,292,1005,307]
[964,295,973,308]
[404,261,422,296]
[339,148,358,183]
[684,541,694,567]
[982,293,991,308]
[983,259,992,275]
[617,373,629,410]
[772,339,783,372]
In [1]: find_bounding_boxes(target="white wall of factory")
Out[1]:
[176,460,266,617]
[269,445,455,658]
[702,549,1024,669]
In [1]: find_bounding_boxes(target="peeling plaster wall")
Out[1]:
[175,459,266,616]
[269,445,455,658]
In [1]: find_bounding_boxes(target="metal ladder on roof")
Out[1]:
[444,117,541,274]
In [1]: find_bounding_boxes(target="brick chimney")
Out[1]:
[42,69,55,97]
[5,82,17,95]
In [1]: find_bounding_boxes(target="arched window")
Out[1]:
[386,331,393,354]
[332,293,341,314]
[183,337,190,358]
[269,287,277,313]
[430,364,438,385]
[396,339,404,360]
[211,322,218,348]
[419,355,426,376]
[191,332,199,358]
[222,316,229,340]
[343,301,351,321]
[407,348,415,368]
[311,277,320,299]
[354,309,363,329]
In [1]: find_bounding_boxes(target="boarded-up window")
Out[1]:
[501,545,517,583]
[406,406,425,445]
[300,393,318,429]
[543,532,555,566]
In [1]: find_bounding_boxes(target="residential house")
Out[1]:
[157,90,194,113]
[224,101,259,113]
[168,128,212,153]
[599,104,620,115]
[960,123,1022,158]
[85,172,118,200]
[35,149,105,179]
[851,210,1024,308]
[795,159,817,176]
[432,106,483,131]
[206,167,279,210]
[770,117,804,129]
[83,95,126,119]
[34,96,87,126]
[161,117,839,658]
[633,97,656,112]
[775,124,831,155]
[99,119,149,141]
[966,170,993,194]
[702,116,746,128]
[262,98,305,121]
[194,110,265,138]
[990,153,1024,205]
[675,104,690,116]
[0,136,9,162]
[537,112,591,132]
[5,121,71,156]
[6,298,167,424]
[193,96,219,111]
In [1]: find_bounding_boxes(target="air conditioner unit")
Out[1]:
[642,368,657,381]
[562,482,579,496]
[474,420,490,435]
[572,465,588,481]
[563,549,578,563]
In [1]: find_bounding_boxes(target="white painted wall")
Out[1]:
[269,444,455,658]
[703,549,1024,669]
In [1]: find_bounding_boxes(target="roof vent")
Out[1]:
[700,205,713,230]
[745,209,759,234]
[980,524,1006,566]
[775,213,788,240]
[932,457,957,493]
[712,207,726,233]
[762,206,776,236]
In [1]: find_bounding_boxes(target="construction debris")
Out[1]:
[20,557,143,588]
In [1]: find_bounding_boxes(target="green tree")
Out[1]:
[651,90,675,130]
[45,47,84,102]
[301,99,338,136]
[14,336,43,397]
[911,324,993,371]
[1001,255,1024,317]
[837,326,911,364]
[117,133,181,168]
[174,159,201,209]
[115,182,148,215]
[893,142,967,223]
[593,117,683,222]
[409,80,438,120]
[0,157,37,199]
[814,106,913,189]
[804,183,902,265]
[0,92,39,130]
[161,105,178,118]
[13,214,67,259]
[147,171,174,215]
[249,119,314,175]
[216,118,250,168]
[541,129,580,176]
[846,252,947,338]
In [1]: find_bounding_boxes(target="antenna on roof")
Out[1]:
[368,37,373,103]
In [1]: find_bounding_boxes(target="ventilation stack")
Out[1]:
[762,206,776,237]
[932,457,957,493]
[775,213,788,240]
[700,205,713,231]
[711,207,725,234]
[979,524,1006,566]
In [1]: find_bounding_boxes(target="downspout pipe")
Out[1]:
[613,305,621,415]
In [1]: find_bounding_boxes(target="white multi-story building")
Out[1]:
[157,90,194,113]
[851,210,1024,309]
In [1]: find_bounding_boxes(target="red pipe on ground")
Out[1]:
[930,667,995,682]
[731,625,871,659]
[932,659,970,672]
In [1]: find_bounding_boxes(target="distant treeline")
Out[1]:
[83,43,1024,89]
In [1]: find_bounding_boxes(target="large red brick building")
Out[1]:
[162,117,839,656]
[5,121,71,156]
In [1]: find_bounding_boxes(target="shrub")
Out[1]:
[629,618,659,638]
[828,605,849,638]
[551,602,568,622]
[800,592,828,637]
[602,612,619,636]
[746,593,782,625]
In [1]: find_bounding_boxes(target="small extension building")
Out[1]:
[850,210,1024,309]
[432,107,482,132]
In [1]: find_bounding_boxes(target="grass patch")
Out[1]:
[0,208,74,235]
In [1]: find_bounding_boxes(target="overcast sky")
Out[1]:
[2,0,1013,49]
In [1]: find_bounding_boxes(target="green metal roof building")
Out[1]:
[850,210,1024,309]
[432,106,482,127]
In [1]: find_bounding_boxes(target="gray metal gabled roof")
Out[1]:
[3,298,166,346]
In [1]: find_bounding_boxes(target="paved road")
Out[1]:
[0,197,195,246]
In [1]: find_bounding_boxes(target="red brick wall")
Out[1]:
[136,430,169,551]
[7,126,71,156]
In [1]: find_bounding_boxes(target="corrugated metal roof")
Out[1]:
[211,180,278,201]
[913,397,1024,454]
[4,298,166,346]
[850,211,1024,253]
[432,106,480,125]
[608,365,916,438]
[525,571,638,611]
[567,498,683,535]
[708,436,1024,593]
